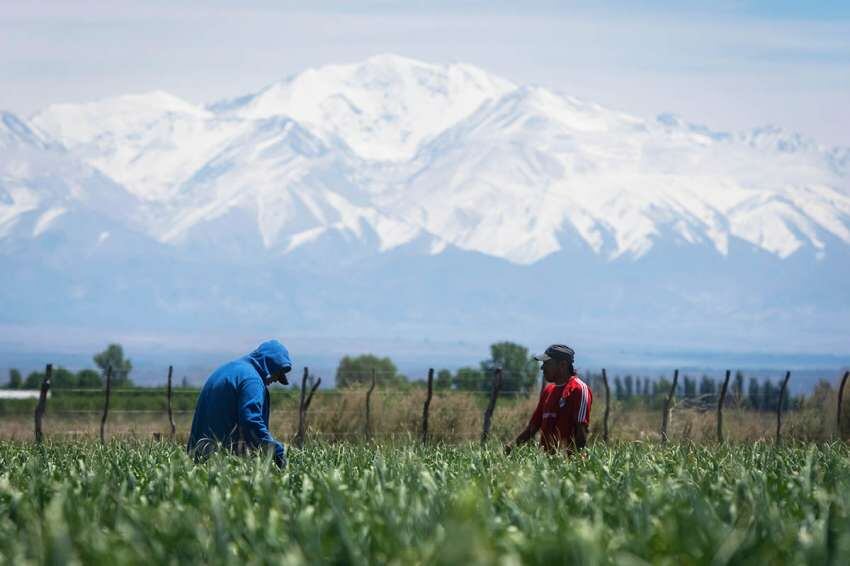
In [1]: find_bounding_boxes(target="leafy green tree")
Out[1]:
[76,369,103,388]
[746,377,758,410]
[652,377,673,409]
[480,341,537,394]
[435,369,452,390]
[733,371,745,402]
[683,377,696,398]
[336,354,401,387]
[452,367,485,391]
[52,367,78,389]
[624,375,634,399]
[94,344,133,387]
[7,369,22,389]
[24,371,44,389]
[810,379,833,406]
[762,379,777,412]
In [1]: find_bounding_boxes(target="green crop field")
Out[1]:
[1,441,849,565]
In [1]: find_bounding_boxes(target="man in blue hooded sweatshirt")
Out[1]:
[188,340,292,467]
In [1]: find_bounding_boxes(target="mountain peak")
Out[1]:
[36,90,203,121]
[215,54,516,160]
[32,90,206,149]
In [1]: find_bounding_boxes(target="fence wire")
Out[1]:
[6,367,849,444]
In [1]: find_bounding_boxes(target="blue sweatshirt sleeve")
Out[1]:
[237,376,286,466]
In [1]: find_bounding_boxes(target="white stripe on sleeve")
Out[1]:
[576,379,588,422]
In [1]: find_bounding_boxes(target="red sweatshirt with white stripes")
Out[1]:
[529,375,592,452]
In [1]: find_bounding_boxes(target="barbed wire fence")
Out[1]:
[8,365,850,445]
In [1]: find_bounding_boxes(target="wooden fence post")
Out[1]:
[776,371,791,444]
[303,378,321,444]
[296,367,308,448]
[421,368,434,445]
[100,366,113,444]
[481,367,503,446]
[661,369,679,443]
[365,368,376,440]
[34,363,52,443]
[167,365,176,438]
[837,371,850,439]
[305,379,321,410]
[716,369,731,443]
[296,368,321,448]
[602,368,611,443]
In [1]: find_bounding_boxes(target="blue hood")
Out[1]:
[245,339,293,378]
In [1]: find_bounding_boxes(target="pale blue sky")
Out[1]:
[2,0,849,145]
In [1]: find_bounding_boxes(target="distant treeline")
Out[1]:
[581,371,825,413]
[4,343,134,390]
[3,341,839,418]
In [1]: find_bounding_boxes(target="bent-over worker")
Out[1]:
[188,339,291,466]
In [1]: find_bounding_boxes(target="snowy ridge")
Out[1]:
[216,54,516,160]
[1,111,54,150]
[0,118,141,246]
[6,54,849,266]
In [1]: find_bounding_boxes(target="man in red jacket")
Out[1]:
[506,344,592,454]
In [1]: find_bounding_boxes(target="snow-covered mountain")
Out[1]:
[0,111,142,247]
[3,55,850,352]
